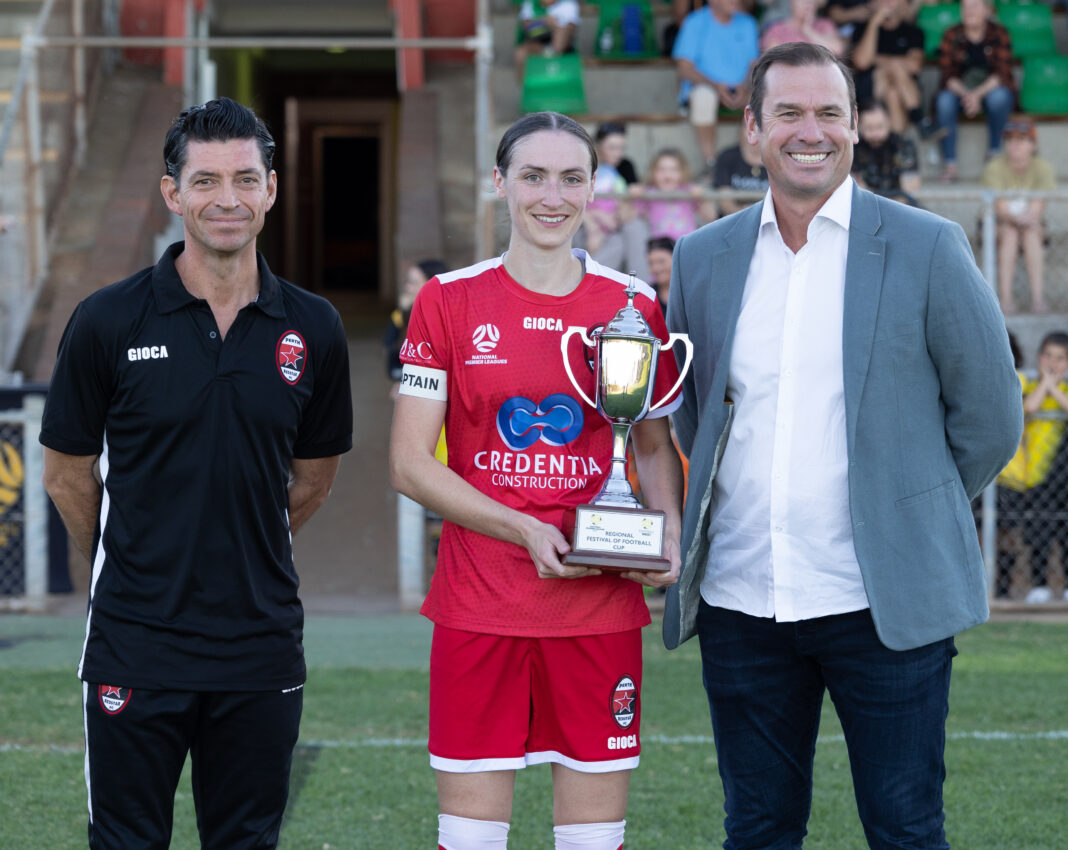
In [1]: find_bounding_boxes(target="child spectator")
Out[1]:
[582,124,649,280]
[981,115,1056,315]
[672,0,760,175]
[993,331,1026,597]
[630,148,716,242]
[646,236,675,311]
[760,0,846,56]
[514,1,580,81]
[1019,332,1068,602]
[852,99,921,205]
[385,259,449,385]
[933,0,1015,182]
[713,132,768,216]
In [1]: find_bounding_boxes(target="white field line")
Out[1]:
[5,730,1068,755]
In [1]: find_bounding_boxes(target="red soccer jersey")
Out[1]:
[398,252,683,637]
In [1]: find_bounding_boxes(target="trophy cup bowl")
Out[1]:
[560,278,693,571]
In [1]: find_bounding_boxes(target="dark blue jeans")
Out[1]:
[696,602,956,850]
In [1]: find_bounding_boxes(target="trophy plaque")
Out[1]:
[560,277,692,571]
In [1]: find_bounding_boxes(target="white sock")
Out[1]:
[553,820,626,850]
[438,813,510,849]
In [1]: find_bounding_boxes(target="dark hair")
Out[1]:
[749,42,856,130]
[1039,331,1068,355]
[595,122,626,142]
[164,97,275,184]
[858,98,889,117]
[416,259,449,280]
[495,111,597,176]
[647,236,676,253]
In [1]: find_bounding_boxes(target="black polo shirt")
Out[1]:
[41,242,352,690]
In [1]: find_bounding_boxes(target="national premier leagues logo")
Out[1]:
[276,330,307,385]
[496,394,584,450]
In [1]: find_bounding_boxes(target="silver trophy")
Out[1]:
[560,276,692,570]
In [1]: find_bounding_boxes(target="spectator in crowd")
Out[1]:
[934,0,1015,182]
[982,115,1056,315]
[514,0,580,81]
[672,0,760,175]
[647,235,676,311]
[594,121,640,185]
[384,259,449,385]
[993,331,1026,598]
[852,98,921,205]
[1020,332,1068,603]
[713,131,769,215]
[824,0,874,40]
[581,124,650,281]
[850,0,926,133]
[630,148,717,241]
[761,0,846,56]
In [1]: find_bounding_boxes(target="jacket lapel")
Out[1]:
[843,185,886,454]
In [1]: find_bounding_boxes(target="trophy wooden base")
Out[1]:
[563,504,670,572]
[563,550,671,572]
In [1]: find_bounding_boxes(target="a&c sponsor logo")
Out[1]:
[276,330,307,385]
[496,394,584,450]
[98,685,132,715]
[400,338,434,361]
[611,676,636,729]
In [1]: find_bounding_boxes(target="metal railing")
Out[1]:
[0,0,108,381]
[0,0,496,385]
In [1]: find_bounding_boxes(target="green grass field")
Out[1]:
[1,615,1065,848]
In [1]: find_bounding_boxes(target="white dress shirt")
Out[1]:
[700,177,870,621]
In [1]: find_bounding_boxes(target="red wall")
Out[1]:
[423,0,476,64]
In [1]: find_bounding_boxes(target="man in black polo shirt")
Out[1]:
[40,98,352,849]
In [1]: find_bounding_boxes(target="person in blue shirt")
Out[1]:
[672,0,760,174]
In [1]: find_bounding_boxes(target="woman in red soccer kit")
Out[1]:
[390,112,685,850]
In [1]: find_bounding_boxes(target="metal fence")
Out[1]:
[0,395,47,610]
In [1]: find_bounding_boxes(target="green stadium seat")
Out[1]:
[996,3,1057,59]
[521,53,588,114]
[1020,55,1068,114]
[916,3,962,59]
[594,0,659,60]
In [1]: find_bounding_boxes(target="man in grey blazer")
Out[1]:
[665,43,1022,849]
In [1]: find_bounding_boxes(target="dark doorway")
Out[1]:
[318,134,379,292]
[283,98,395,306]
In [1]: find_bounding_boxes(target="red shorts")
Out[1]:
[428,625,642,774]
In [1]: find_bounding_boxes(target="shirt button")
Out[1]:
[209,331,217,339]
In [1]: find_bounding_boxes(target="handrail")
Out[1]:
[0,0,59,168]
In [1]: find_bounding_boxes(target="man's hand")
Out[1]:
[618,535,681,588]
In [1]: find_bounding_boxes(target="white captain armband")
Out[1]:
[398,363,448,401]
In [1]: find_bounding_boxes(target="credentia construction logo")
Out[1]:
[496,394,584,450]
[276,330,307,385]
[98,685,132,715]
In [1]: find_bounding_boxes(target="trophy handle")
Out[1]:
[649,333,693,412]
[560,326,598,408]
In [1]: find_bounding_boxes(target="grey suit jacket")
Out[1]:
[664,183,1023,651]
